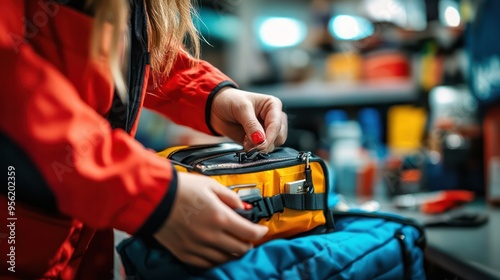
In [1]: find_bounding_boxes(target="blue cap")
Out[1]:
[325,110,348,126]
[358,108,382,142]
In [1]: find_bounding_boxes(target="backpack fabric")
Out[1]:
[117,210,426,280]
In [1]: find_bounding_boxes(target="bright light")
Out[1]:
[444,6,461,27]
[433,86,457,104]
[331,16,359,40]
[440,0,461,27]
[364,0,426,31]
[446,134,464,149]
[258,17,306,48]
[329,15,374,40]
[197,9,241,41]
[365,0,404,22]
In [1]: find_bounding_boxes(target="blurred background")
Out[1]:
[136,0,500,205]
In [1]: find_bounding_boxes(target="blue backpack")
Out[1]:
[117,210,426,280]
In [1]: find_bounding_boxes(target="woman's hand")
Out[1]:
[154,172,268,268]
[210,88,288,153]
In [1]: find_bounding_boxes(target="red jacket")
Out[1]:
[0,0,236,278]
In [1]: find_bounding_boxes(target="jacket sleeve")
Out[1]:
[0,27,176,238]
[144,49,238,136]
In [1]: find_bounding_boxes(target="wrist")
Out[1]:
[206,82,238,136]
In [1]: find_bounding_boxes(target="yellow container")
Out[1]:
[387,105,427,152]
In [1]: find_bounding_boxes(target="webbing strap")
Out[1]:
[239,192,327,223]
[268,193,325,213]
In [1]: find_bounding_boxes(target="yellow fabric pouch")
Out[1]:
[157,143,333,244]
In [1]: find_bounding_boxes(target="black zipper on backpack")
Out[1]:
[395,231,413,280]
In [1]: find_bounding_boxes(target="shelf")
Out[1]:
[248,80,419,108]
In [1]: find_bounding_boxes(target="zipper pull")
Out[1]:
[237,149,266,163]
[299,152,314,193]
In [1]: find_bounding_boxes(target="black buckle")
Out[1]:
[235,193,275,223]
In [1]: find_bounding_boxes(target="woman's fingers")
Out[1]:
[275,111,288,146]
[210,88,288,153]
[154,173,267,268]
[209,182,244,210]
[260,96,284,153]
[221,205,269,241]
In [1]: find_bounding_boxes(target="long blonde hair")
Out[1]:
[86,0,200,102]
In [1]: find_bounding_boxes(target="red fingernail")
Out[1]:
[250,131,266,145]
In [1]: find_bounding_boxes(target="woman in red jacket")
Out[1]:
[0,0,287,278]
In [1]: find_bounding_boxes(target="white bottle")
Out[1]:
[329,120,362,197]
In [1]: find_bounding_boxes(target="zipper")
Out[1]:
[195,156,298,172]
[189,146,301,168]
[194,149,313,172]
[168,144,234,160]
[299,152,314,193]
[395,231,412,280]
[167,143,243,163]
[190,150,242,168]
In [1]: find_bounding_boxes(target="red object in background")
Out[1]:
[401,170,421,184]
[357,160,376,197]
[362,51,411,81]
[420,190,475,214]
[484,104,500,205]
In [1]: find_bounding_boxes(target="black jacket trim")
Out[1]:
[0,133,60,216]
[134,168,178,238]
[106,0,149,133]
[205,81,238,136]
